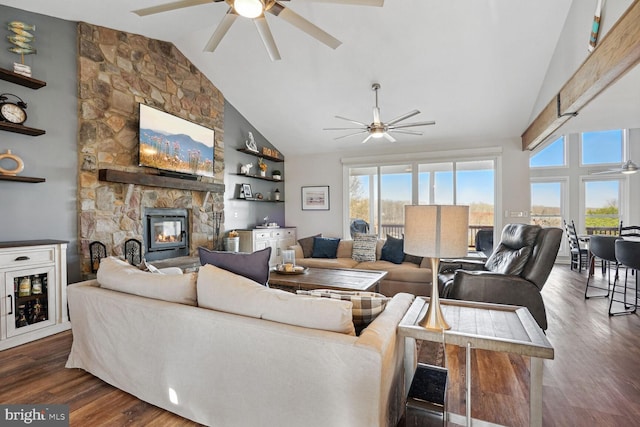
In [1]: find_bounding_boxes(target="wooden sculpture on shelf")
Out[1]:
[7,21,37,77]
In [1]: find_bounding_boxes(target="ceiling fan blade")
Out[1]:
[204,8,237,52]
[334,130,368,140]
[335,116,368,126]
[591,169,618,175]
[386,109,421,126]
[323,127,366,130]
[382,132,396,142]
[268,2,342,49]
[301,0,383,5]
[373,106,381,124]
[254,16,281,61]
[133,0,215,16]
[361,134,374,144]
[388,129,423,135]
[388,120,436,129]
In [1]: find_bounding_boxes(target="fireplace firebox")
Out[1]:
[143,208,189,261]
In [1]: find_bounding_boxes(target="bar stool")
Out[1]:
[609,240,640,316]
[584,235,620,299]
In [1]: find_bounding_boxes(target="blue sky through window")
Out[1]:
[530,137,564,167]
[582,129,623,165]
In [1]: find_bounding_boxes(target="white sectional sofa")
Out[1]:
[65,257,414,427]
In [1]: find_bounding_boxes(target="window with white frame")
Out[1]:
[582,178,622,235]
[347,158,495,241]
[530,180,565,229]
[581,129,623,166]
[530,136,565,168]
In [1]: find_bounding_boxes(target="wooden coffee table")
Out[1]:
[268,267,387,293]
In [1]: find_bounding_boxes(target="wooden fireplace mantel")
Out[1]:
[98,169,225,193]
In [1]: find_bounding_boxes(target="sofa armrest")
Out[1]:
[289,244,304,259]
[442,270,548,330]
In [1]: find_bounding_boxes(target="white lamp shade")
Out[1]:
[404,205,469,258]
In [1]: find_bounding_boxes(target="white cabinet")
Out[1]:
[1,240,70,351]
[238,228,296,266]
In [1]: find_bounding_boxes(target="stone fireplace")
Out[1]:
[76,23,225,278]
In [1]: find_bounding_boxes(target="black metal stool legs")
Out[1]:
[608,266,638,316]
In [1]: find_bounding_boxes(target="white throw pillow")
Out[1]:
[197,264,356,335]
[97,257,197,306]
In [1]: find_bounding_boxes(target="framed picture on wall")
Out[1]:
[242,183,253,199]
[301,186,330,211]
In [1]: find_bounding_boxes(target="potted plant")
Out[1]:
[224,230,240,252]
[258,158,268,177]
[272,169,282,180]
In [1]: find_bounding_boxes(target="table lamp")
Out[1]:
[404,205,469,330]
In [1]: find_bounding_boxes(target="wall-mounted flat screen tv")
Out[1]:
[138,103,215,178]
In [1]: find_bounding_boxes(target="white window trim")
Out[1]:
[530,176,569,255]
[578,129,628,168]
[342,147,502,238]
[578,174,629,234]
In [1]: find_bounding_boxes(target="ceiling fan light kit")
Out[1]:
[233,0,264,18]
[133,0,382,60]
[323,83,435,144]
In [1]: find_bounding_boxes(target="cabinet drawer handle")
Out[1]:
[8,294,13,315]
[14,256,30,261]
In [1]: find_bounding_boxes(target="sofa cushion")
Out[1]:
[198,246,271,285]
[97,256,197,306]
[403,254,423,265]
[298,234,322,258]
[352,233,378,262]
[311,237,341,258]
[484,224,540,275]
[295,257,360,269]
[380,235,405,264]
[296,289,390,334]
[356,260,432,284]
[197,264,355,335]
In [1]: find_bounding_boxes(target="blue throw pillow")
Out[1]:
[380,235,405,264]
[311,237,341,258]
[198,246,272,285]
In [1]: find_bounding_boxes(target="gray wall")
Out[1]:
[0,5,80,282]
[223,100,285,233]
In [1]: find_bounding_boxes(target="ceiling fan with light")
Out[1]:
[591,160,639,175]
[133,0,383,61]
[323,83,435,144]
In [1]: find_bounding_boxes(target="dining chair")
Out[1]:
[565,220,588,272]
[619,222,640,238]
[609,239,640,316]
[584,235,620,299]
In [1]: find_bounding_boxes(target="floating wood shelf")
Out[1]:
[0,175,45,183]
[236,148,284,162]
[233,173,283,182]
[99,169,225,193]
[235,198,284,203]
[0,122,46,136]
[0,67,47,89]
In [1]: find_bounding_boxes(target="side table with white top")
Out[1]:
[398,297,554,427]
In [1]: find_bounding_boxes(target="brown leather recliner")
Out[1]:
[439,223,562,330]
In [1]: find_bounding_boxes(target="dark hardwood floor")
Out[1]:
[0,264,638,426]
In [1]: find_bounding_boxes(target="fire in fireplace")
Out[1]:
[143,208,189,261]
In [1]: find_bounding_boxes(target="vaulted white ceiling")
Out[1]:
[4,0,577,155]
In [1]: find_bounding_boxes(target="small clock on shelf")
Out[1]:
[0,93,28,125]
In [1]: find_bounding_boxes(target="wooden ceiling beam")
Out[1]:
[522,0,640,151]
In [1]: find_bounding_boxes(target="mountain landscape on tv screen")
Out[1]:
[139,128,214,177]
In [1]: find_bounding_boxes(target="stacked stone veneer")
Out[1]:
[77,22,225,278]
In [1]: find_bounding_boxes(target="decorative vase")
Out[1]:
[273,175,281,180]
[260,170,266,177]
[224,237,240,252]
